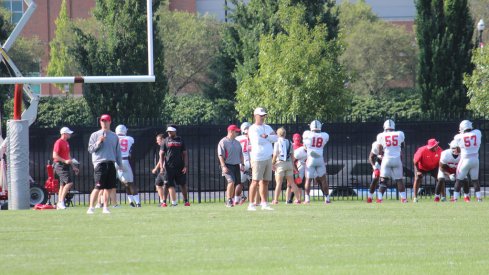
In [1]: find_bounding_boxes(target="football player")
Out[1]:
[235,122,252,205]
[367,140,383,203]
[115,125,140,207]
[436,140,460,202]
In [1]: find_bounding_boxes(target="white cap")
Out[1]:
[166,126,177,132]
[253,107,267,116]
[60,127,73,135]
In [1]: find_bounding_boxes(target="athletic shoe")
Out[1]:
[464,197,471,202]
[325,200,331,204]
[129,202,136,208]
[247,204,257,211]
[367,197,373,203]
[401,198,408,203]
[136,203,142,208]
[261,204,274,211]
[450,198,457,202]
[477,198,483,202]
[271,200,279,205]
[102,207,111,214]
[94,203,101,209]
[86,207,94,214]
[225,201,233,208]
[160,202,168,207]
[294,200,301,204]
[376,199,383,203]
[171,203,178,207]
[303,200,310,205]
[286,200,293,204]
[434,197,440,202]
[441,197,447,202]
[412,197,418,203]
[57,202,66,210]
[112,204,121,208]
[184,202,191,206]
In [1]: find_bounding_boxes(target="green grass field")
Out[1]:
[1,199,489,274]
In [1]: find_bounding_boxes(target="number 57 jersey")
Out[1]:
[303,130,329,166]
[454,129,482,157]
[376,131,405,158]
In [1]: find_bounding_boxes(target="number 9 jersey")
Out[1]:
[376,131,405,158]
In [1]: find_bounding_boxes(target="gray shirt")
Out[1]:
[88,129,122,167]
[217,137,243,165]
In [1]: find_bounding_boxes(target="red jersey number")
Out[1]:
[463,135,477,147]
[239,139,249,152]
[120,139,128,152]
[311,137,323,148]
[385,135,399,147]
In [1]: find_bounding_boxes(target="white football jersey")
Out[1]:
[118,135,134,158]
[376,131,404,158]
[454,129,482,157]
[303,130,329,159]
[236,134,251,162]
[439,149,460,173]
[371,141,381,155]
[293,146,307,162]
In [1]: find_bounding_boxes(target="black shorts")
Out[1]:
[94,162,117,190]
[222,164,241,184]
[165,166,186,187]
[417,167,438,178]
[155,172,167,187]
[54,163,72,184]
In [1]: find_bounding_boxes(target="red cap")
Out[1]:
[293,133,301,141]
[427,138,439,149]
[100,114,111,122]
[227,124,240,132]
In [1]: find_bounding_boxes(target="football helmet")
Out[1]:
[310,120,322,131]
[115,124,128,135]
[383,119,395,131]
[459,120,472,133]
[240,122,251,133]
[449,140,459,149]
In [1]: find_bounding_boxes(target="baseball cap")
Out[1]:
[60,127,73,135]
[253,107,267,116]
[293,133,301,141]
[166,126,177,132]
[427,138,439,149]
[227,124,240,132]
[100,114,111,122]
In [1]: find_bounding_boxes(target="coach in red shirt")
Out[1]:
[53,127,79,209]
[412,138,442,202]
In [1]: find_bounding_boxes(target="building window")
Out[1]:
[2,0,24,24]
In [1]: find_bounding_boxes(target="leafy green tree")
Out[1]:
[416,0,474,113]
[70,0,166,121]
[349,89,422,118]
[47,0,78,93]
[464,47,489,114]
[236,3,349,119]
[155,8,221,95]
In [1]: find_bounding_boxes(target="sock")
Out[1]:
[368,192,373,199]
[454,192,460,200]
[127,195,134,203]
[435,194,440,198]
[377,192,383,200]
[134,195,140,204]
[171,200,177,205]
[162,199,166,204]
[305,194,310,201]
[464,193,470,198]
[476,192,481,199]
[325,195,330,202]
[234,196,240,203]
[400,192,406,199]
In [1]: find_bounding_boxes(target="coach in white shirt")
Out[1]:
[247,107,277,211]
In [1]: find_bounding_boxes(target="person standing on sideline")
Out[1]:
[158,126,189,206]
[235,122,252,205]
[247,107,277,211]
[412,138,442,203]
[87,114,123,214]
[218,125,245,207]
[452,120,482,202]
[152,134,169,207]
[52,126,79,210]
[302,120,330,204]
[376,119,407,203]
[115,125,141,207]
[435,140,460,202]
[272,127,300,204]
[367,140,382,203]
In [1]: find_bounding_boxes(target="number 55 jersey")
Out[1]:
[376,130,405,180]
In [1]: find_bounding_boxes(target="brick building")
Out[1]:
[2,0,415,96]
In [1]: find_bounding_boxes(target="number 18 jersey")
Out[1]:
[376,131,405,158]
[302,130,329,160]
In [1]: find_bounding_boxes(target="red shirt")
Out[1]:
[53,138,70,162]
[413,145,442,172]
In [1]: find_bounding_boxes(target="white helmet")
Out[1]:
[383,119,395,131]
[115,124,128,135]
[449,140,459,149]
[240,122,251,133]
[459,120,472,133]
[310,120,322,131]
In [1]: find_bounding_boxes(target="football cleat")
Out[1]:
[367,197,373,203]
[129,202,136,208]
[325,200,331,204]
[464,197,471,202]
[450,198,457,202]
[477,198,483,202]
[184,202,191,206]
[412,197,418,203]
[160,202,168,207]
[401,198,408,203]
[136,203,141,208]
[434,197,440,202]
[376,199,383,203]
[441,197,447,202]
[239,196,247,205]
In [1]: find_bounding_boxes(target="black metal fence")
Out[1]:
[27,116,489,205]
